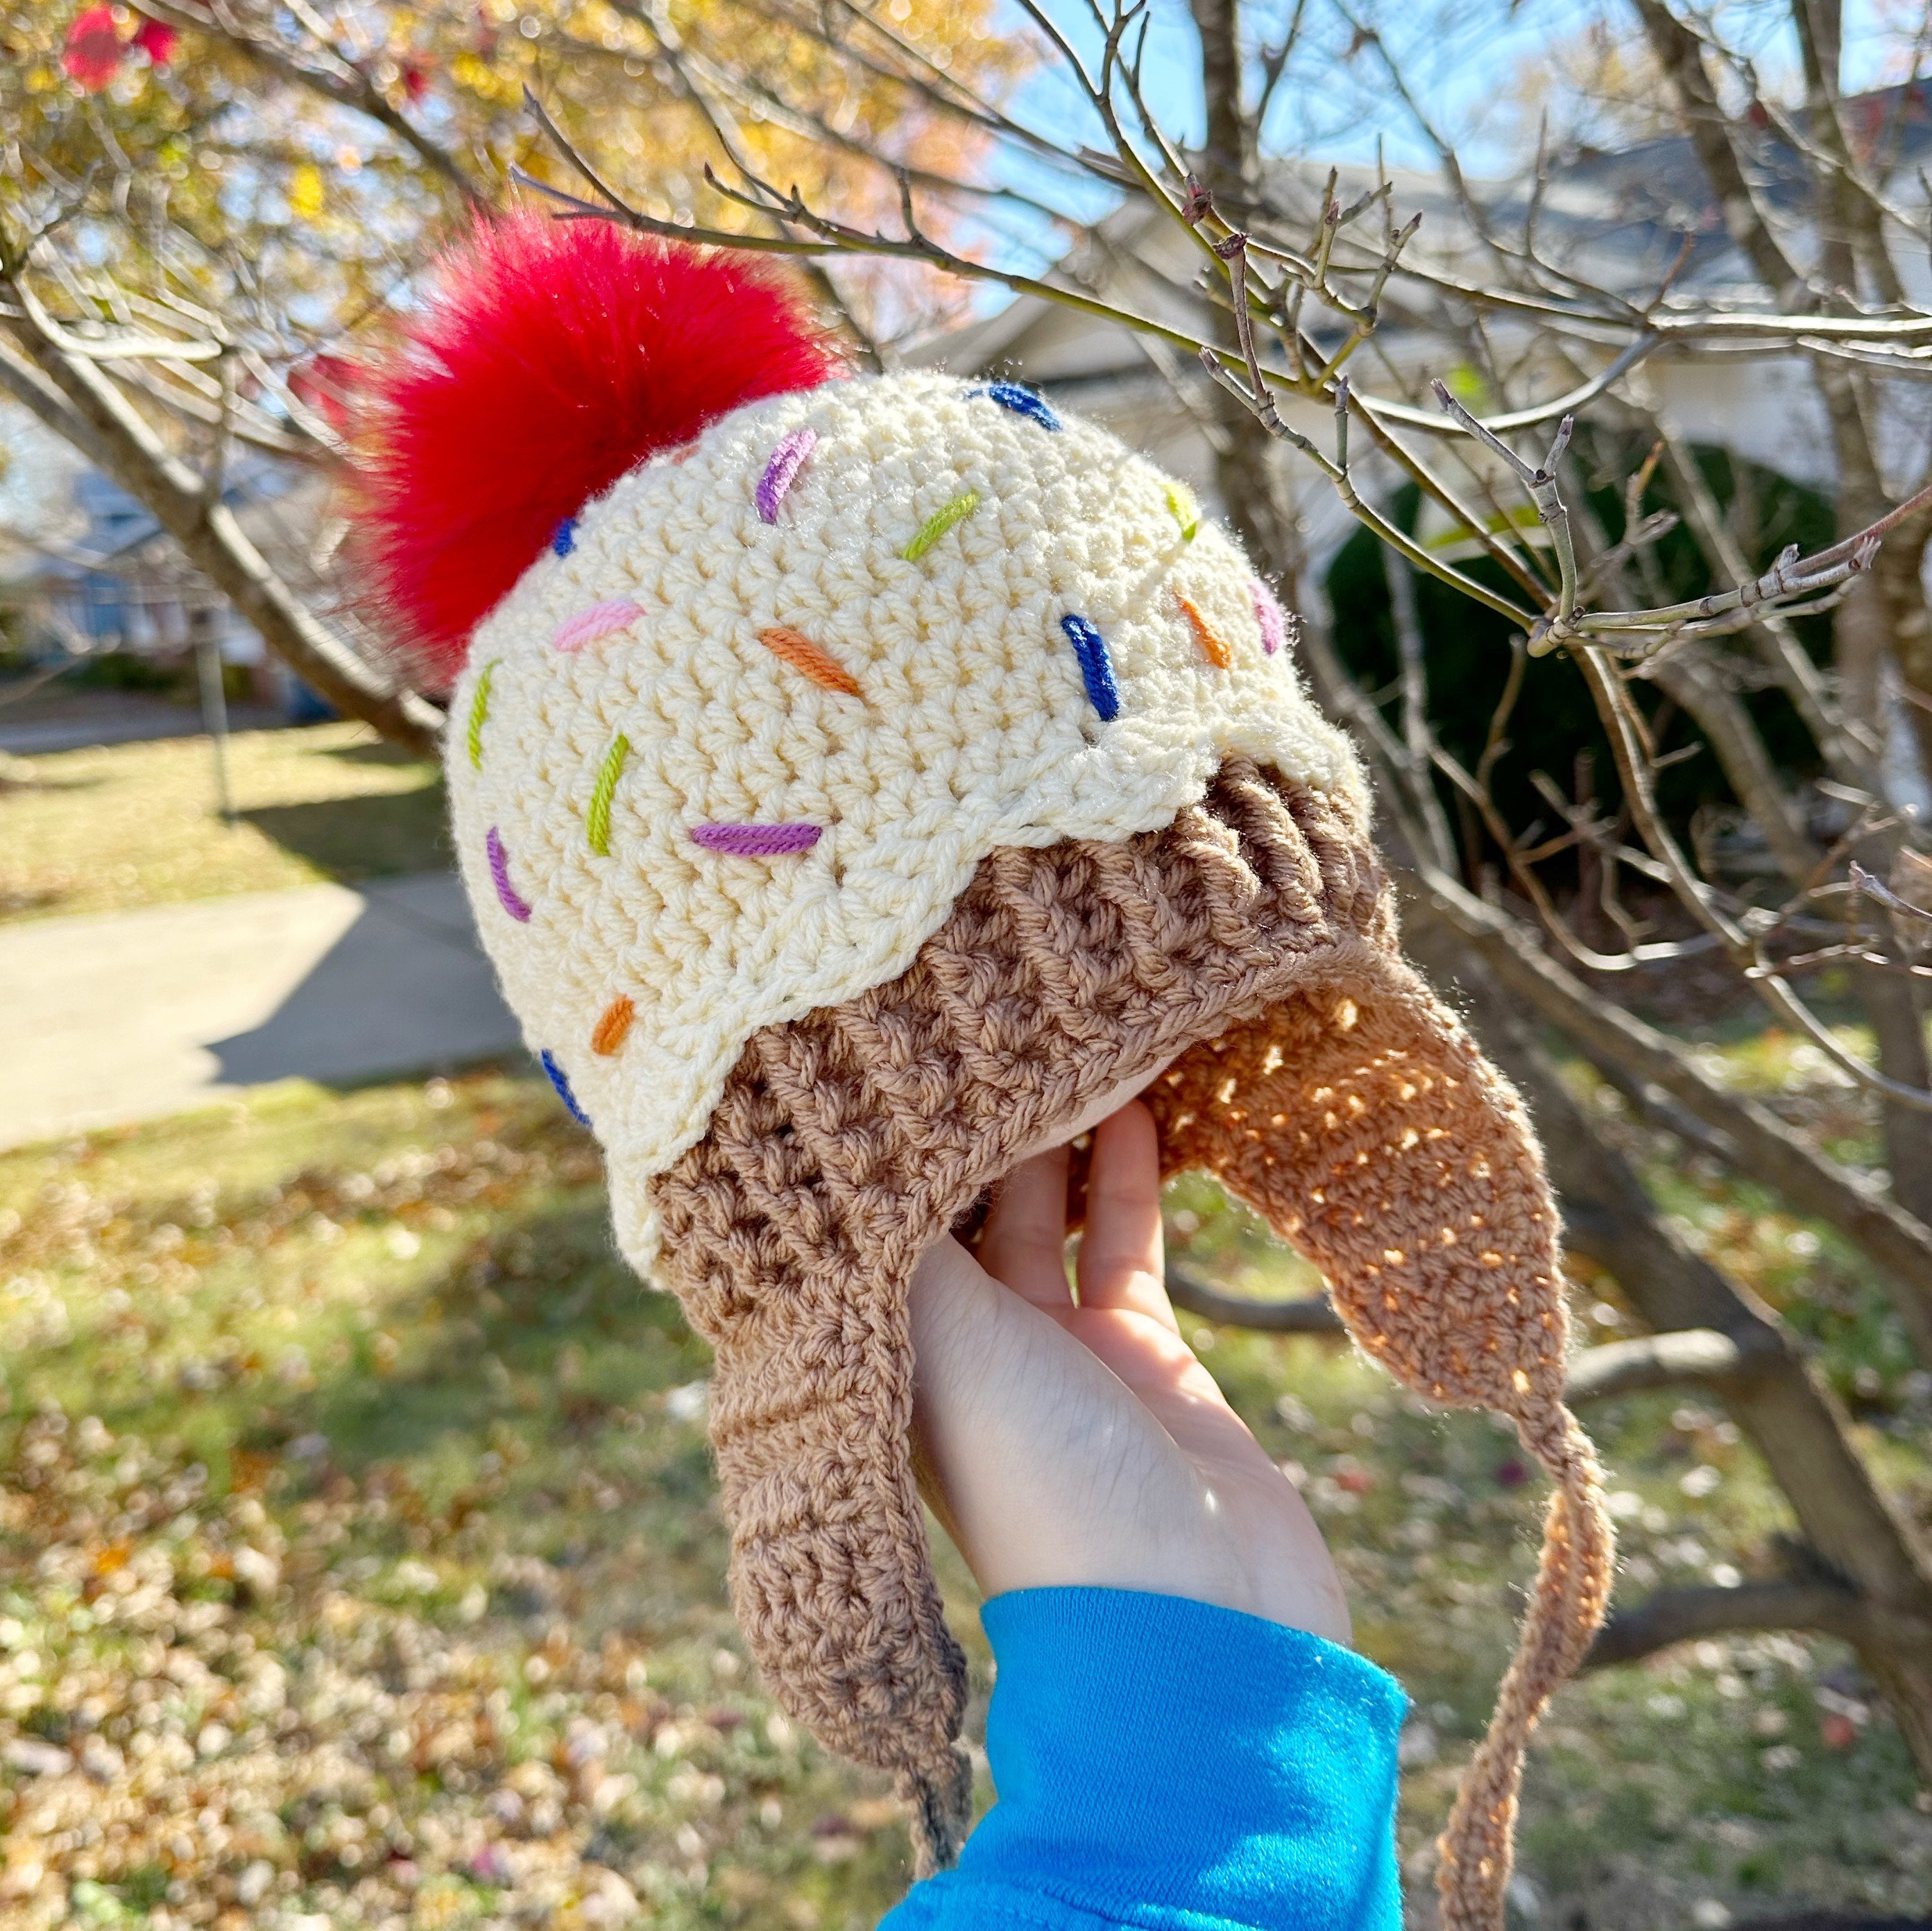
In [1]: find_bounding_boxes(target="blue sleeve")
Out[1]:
[880,1588,1405,1931]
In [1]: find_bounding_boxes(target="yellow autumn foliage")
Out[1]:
[1,0,1026,345]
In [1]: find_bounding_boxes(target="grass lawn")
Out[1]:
[0,1068,1929,1929]
[0,726,448,925]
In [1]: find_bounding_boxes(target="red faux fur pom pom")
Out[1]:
[358,215,838,683]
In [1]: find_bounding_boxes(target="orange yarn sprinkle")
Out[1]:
[1174,592,1233,669]
[759,626,862,696]
[592,995,635,1056]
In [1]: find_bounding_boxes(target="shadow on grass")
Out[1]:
[320,739,437,770]
[0,885,69,917]
[14,1150,726,1627]
[240,783,452,883]
[285,1190,729,1627]
[291,1193,699,1477]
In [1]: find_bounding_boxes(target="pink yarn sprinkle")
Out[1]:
[756,428,817,522]
[486,827,533,921]
[691,822,823,857]
[1250,577,1288,656]
[552,599,643,653]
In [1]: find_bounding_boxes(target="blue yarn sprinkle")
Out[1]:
[552,517,578,558]
[1060,613,1120,721]
[540,1049,591,1126]
[973,382,1061,432]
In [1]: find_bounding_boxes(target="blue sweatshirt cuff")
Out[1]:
[884,1586,1406,1931]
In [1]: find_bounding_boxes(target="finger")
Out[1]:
[1075,1102,1178,1332]
[1073,1309,1306,1525]
[909,1236,1186,1599]
[1072,1307,1245,1453]
[978,1143,1074,1308]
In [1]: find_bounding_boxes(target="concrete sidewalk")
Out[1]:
[0,692,286,756]
[0,873,521,1149]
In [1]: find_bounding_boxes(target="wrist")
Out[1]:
[937,1587,1405,1929]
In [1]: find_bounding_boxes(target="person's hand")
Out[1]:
[909,1099,1350,1643]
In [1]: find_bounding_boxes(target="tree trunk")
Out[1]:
[1874,529,1932,796]
[1861,963,1932,1227]
[0,323,441,757]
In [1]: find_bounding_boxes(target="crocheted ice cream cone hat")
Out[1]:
[359,214,1612,1931]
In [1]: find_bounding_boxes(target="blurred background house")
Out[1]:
[0,447,343,752]
[921,80,1932,575]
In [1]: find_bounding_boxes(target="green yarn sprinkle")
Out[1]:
[586,734,630,856]
[1166,483,1200,542]
[900,489,982,561]
[465,660,498,771]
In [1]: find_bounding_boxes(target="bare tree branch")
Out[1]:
[2,275,441,757]
[1586,1578,1872,1669]
[1626,0,1806,301]
[1165,1267,1345,1333]
[1562,1328,1759,1403]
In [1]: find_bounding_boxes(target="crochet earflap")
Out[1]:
[357,217,1613,1931]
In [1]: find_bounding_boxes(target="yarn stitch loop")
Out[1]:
[900,489,982,560]
[540,1049,590,1125]
[485,827,531,923]
[1059,612,1120,721]
[1166,482,1201,540]
[586,735,630,855]
[553,599,643,653]
[1174,591,1234,669]
[978,382,1061,432]
[1251,577,1289,656]
[592,995,635,1055]
[465,660,497,771]
[756,427,818,522]
[692,822,823,857]
[759,626,862,696]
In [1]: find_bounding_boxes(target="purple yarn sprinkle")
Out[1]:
[1250,577,1288,656]
[756,428,818,523]
[486,827,533,922]
[690,822,823,857]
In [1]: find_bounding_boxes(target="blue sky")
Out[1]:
[993,0,1920,183]
[965,0,1612,285]
[958,0,1922,289]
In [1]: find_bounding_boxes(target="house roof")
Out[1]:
[913,82,1932,388]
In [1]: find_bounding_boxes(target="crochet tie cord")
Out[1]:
[355,214,1614,1931]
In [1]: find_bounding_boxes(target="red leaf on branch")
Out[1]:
[132,16,178,63]
[61,6,123,92]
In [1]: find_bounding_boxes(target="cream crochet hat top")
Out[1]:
[359,216,1613,1931]
[450,366,1360,1269]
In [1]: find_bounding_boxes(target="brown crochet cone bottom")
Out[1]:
[649,757,1614,1931]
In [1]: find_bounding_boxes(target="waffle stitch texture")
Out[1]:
[447,372,1614,1931]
